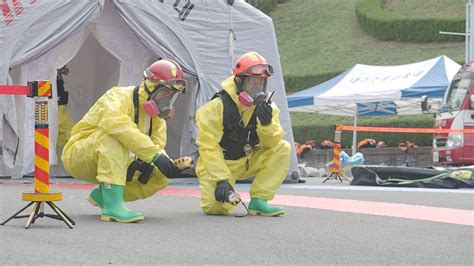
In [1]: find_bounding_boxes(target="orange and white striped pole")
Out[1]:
[330,125,342,174]
[1,81,74,229]
[33,81,51,193]
[322,125,349,183]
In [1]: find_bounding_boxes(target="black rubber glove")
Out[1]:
[255,101,272,126]
[126,159,154,184]
[137,162,154,184]
[214,180,234,203]
[126,160,141,182]
[153,153,179,179]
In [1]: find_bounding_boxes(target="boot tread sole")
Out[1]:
[248,209,285,217]
[86,196,102,208]
[100,215,144,223]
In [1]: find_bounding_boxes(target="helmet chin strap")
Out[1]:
[143,80,154,97]
[234,75,245,93]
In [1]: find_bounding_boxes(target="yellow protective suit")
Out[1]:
[195,76,291,214]
[57,105,75,147]
[61,80,169,202]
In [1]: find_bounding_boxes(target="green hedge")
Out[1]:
[291,113,435,148]
[355,0,464,42]
[284,71,341,93]
[257,0,287,14]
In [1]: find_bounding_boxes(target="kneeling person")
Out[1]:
[195,51,291,216]
[62,59,187,223]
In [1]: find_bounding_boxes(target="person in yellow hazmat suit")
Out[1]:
[195,51,291,217]
[61,59,187,223]
[56,66,75,147]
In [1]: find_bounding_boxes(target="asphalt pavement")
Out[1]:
[1,176,473,264]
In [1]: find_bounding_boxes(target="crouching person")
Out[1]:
[61,59,187,223]
[195,51,291,217]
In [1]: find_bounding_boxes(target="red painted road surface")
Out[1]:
[5,183,474,226]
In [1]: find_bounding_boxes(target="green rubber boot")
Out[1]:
[100,183,144,223]
[86,186,103,209]
[248,198,285,217]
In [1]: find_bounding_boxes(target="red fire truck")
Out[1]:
[423,62,474,165]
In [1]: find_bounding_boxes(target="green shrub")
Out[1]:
[355,0,464,42]
[257,0,287,14]
[284,71,341,93]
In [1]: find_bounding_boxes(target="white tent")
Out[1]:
[287,56,461,153]
[0,0,298,179]
[288,56,461,115]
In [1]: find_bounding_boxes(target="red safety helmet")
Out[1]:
[143,59,187,93]
[233,51,273,78]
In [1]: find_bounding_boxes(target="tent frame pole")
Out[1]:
[352,107,357,155]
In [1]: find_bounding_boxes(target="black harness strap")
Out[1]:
[133,86,152,136]
[133,86,139,124]
[213,90,259,160]
[128,86,154,184]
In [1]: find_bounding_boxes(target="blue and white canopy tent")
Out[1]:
[287,55,461,153]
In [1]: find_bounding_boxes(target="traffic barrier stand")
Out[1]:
[0,81,74,229]
[322,125,349,183]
